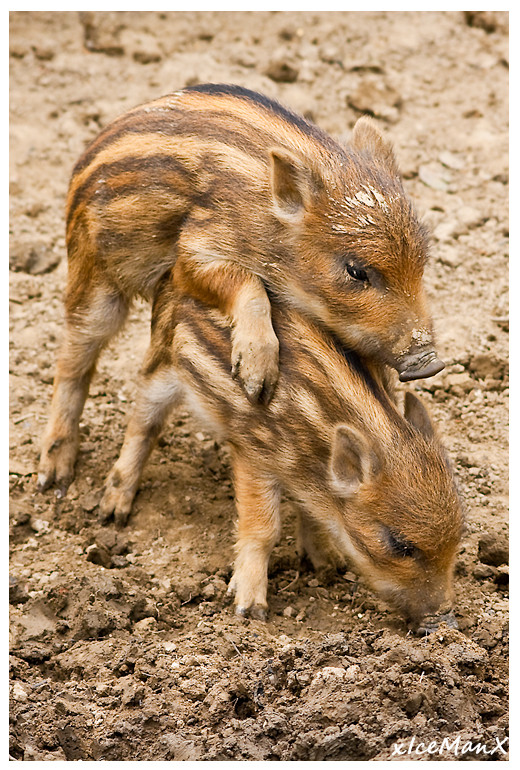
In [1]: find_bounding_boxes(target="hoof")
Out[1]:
[114,509,131,528]
[234,603,268,621]
[36,471,54,493]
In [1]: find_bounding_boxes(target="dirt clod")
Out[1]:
[264,58,299,83]
[478,532,509,567]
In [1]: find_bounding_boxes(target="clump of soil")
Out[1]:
[9,11,508,761]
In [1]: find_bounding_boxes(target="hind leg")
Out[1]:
[99,277,183,525]
[99,364,182,527]
[38,282,129,495]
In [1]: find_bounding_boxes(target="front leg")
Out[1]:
[174,255,279,404]
[228,452,282,619]
[296,508,348,572]
[229,283,279,404]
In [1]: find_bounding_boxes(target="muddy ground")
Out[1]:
[9,11,509,761]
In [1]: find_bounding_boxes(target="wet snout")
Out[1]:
[401,585,454,631]
[413,610,458,636]
[406,596,458,635]
[397,347,445,382]
[377,575,454,630]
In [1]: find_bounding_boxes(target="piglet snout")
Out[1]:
[398,348,445,382]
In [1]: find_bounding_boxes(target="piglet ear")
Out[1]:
[269,147,320,223]
[330,424,379,497]
[404,391,436,439]
[350,116,399,175]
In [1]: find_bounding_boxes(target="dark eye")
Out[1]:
[385,529,418,558]
[346,263,369,282]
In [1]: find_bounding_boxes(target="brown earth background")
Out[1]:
[9,10,509,761]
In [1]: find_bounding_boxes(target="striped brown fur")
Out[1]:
[39,84,444,496]
[99,281,463,626]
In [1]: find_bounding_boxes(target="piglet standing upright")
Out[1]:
[100,277,463,629]
[38,84,444,496]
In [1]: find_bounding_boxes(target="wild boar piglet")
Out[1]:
[38,84,443,496]
[100,279,463,628]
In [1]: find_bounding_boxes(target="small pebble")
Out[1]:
[473,563,495,580]
[9,575,29,604]
[12,682,29,702]
[86,543,112,569]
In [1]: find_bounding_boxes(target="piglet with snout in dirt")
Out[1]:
[99,278,464,631]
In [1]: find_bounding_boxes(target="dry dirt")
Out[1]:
[9,11,509,761]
